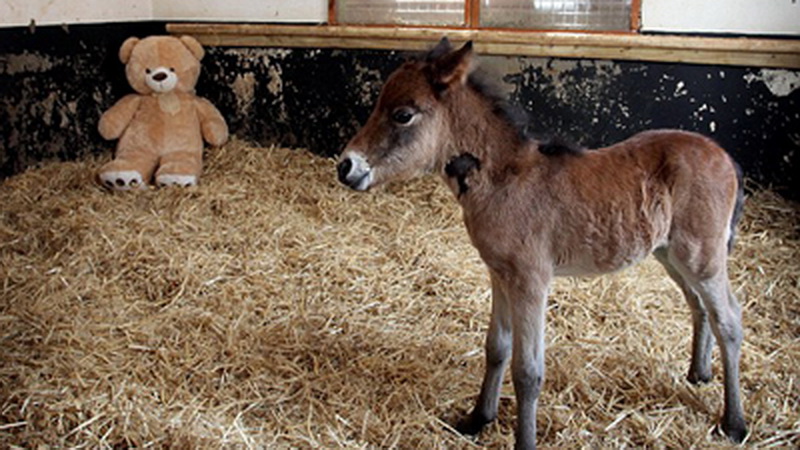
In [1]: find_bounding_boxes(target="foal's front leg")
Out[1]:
[509,276,549,450]
[457,272,512,435]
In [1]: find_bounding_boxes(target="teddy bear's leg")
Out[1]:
[98,151,159,191]
[155,150,203,187]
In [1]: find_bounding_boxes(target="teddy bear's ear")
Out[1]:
[179,35,205,61]
[119,37,140,64]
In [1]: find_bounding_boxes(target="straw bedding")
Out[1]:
[0,140,797,448]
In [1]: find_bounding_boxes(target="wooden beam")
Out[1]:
[327,0,336,25]
[466,0,480,29]
[630,0,642,32]
[166,23,800,69]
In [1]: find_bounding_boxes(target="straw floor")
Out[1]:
[1,140,798,448]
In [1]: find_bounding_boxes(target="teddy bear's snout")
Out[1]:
[145,66,179,93]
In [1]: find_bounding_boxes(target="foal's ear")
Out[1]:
[427,36,454,61]
[430,40,475,90]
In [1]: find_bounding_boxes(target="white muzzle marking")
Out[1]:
[338,151,374,191]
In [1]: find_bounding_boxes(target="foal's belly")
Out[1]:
[553,244,654,277]
[552,214,670,277]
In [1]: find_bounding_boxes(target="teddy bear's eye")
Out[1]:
[145,68,151,74]
[170,67,175,72]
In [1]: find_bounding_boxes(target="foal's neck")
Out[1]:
[438,86,539,199]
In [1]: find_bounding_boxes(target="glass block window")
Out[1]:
[480,0,631,31]
[337,0,466,26]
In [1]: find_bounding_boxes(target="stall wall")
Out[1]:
[0,0,327,27]
[153,0,327,23]
[195,48,798,196]
[0,1,798,198]
[642,0,800,35]
[3,1,799,34]
[0,0,153,27]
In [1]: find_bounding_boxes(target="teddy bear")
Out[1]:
[97,35,228,190]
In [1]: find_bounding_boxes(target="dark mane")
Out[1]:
[420,39,583,157]
[535,136,585,156]
[424,39,452,62]
[467,70,585,157]
[467,69,531,143]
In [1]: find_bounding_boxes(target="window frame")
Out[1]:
[167,0,800,70]
[327,0,642,33]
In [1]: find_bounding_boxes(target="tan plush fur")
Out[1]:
[97,35,228,190]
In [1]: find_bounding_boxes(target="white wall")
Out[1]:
[642,0,800,35]
[0,0,153,27]
[153,0,328,23]
[153,0,327,23]
[3,0,799,36]
[1,0,327,27]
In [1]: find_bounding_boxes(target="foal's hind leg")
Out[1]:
[666,248,747,442]
[653,248,714,383]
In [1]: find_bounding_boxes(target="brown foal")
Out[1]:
[336,38,747,449]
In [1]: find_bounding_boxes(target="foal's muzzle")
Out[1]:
[337,158,353,184]
[337,152,373,191]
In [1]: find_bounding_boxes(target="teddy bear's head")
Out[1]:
[119,35,206,95]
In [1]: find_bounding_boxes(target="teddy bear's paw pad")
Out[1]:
[99,170,146,190]
[156,174,197,188]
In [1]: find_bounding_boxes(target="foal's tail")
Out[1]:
[727,156,745,254]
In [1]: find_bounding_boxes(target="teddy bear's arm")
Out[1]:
[98,94,142,140]
[195,97,229,147]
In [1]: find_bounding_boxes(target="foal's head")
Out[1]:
[337,38,475,191]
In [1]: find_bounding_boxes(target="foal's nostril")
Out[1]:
[337,158,353,184]
[152,72,168,82]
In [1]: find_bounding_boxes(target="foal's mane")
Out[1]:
[418,43,584,157]
[467,69,531,142]
[467,71,584,157]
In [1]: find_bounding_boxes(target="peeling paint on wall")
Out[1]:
[480,56,521,98]
[266,66,282,97]
[353,63,383,106]
[231,72,256,113]
[0,22,167,179]
[744,69,800,97]
[0,51,56,75]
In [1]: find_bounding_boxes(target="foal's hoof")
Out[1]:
[455,412,493,436]
[720,417,748,443]
[686,370,712,385]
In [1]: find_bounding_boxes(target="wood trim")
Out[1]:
[466,0,480,29]
[630,0,641,32]
[328,0,336,25]
[166,23,800,69]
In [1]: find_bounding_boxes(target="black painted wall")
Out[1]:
[0,22,166,178]
[1,23,798,198]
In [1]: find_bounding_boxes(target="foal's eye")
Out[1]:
[391,108,415,125]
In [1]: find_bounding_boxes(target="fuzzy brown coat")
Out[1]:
[337,38,746,450]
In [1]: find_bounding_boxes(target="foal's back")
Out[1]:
[515,129,740,277]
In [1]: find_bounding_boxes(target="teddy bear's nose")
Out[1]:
[152,72,168,82]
